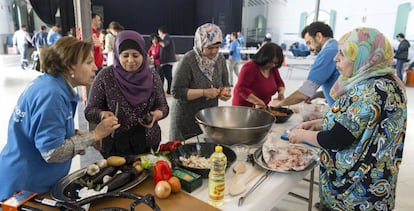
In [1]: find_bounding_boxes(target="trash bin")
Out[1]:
[406,69,414,86]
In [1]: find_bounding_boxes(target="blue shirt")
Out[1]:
[47,31,62,46]
[31,31,48,48]
[229,39,242,61]
[0,74,77,200]
[307,39,339,105]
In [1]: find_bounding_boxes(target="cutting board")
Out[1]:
[90,178,220,211]
[24,178,220,211]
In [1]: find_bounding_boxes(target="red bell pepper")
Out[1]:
[159,141,182,153]
[153,160,172,184]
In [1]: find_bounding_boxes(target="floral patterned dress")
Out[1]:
[320,75,406,210]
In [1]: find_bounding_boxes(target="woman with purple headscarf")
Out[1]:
[85,30,169,158]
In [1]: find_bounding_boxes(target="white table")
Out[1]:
[219,48,258,60]
[187,114,318,211]
[284,57,315,79]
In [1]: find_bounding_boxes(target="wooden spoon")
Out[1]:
[229,168,262,196]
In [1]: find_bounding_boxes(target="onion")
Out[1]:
[154,181,171,199]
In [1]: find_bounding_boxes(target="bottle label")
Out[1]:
[208,181,225,201]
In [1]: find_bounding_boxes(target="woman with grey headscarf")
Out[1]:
[169,23,231,141]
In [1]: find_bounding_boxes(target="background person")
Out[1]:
[228,32,242,86]
[394,33,411,81]
[47,25,62,46]
[12,25,33,70]
[158,26,176,95]
[169,23,231,141]
[0,37,118,201]
[271,21,339,107]
[232,42,285,109]
[103,21,124,66]
[288,27,407,210]
[31,25,48,71]
[85,30,169,158]
[147,34,161,72]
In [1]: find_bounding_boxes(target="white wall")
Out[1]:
[243,0,414,44]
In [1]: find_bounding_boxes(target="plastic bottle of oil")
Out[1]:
[208,145,227,207]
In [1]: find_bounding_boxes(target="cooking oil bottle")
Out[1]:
[208,145,227,207]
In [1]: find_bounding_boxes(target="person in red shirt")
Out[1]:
[232,42,285,109]
[77,13,104,70]
[147,34,161,72]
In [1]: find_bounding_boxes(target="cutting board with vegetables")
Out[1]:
[90,178,220,211]
[24,178,219,211]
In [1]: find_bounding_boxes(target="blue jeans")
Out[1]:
[18,43,29,68]
[396,59,406,81]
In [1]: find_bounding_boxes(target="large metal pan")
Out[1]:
[195,106,275,145]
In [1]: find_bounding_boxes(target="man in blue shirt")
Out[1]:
[272,22,339,107]
[228,32,242,86]
[31,25,48,70]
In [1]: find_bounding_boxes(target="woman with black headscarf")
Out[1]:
[85,30,169,158]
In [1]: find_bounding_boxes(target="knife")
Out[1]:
[111,102,119,138]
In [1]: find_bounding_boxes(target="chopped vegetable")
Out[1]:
[153,160,172,185]
[86,164,100,176]
[96,159,108,168]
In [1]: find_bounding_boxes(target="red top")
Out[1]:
[77,28,104,68]
[147,43,161,66]
[232,60,285,107]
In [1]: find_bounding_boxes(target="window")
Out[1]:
[299,10,336,34]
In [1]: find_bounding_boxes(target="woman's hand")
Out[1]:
[138,110,163,128]
[219,87,231,101]
[94,116,120,140]
[203,87,220,99]
[287,128,319,147]
[297,119,323,131]
[276,93,284,101]
[254,100,267,109]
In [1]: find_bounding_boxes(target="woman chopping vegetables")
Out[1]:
[0,37,119,201]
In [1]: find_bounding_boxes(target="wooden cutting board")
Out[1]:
[24,178,220,211]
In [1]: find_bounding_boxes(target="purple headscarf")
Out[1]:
[113,30,153,106]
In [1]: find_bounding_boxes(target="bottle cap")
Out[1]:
[215,145,223,153]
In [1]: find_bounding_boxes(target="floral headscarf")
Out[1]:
[193,23,222,81]
[330,27,403,99]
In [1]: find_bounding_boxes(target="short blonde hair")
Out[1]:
[41,36,93,76]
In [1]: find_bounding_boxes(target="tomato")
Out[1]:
[168,176,181,193]
[153,160,172,184]
[154,180,171,199]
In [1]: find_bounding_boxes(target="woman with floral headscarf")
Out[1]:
[85,30,169,158]
[288,27,407,210]
[169,23,231,141]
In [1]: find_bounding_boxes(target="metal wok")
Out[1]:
[195,106,275,145]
